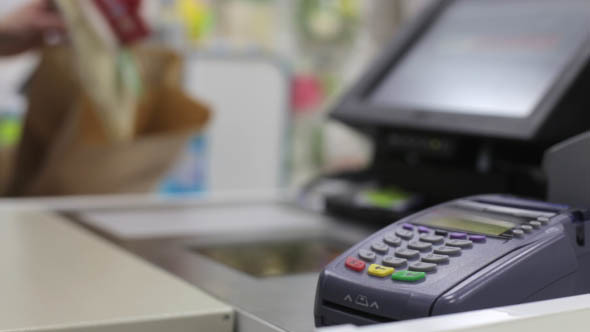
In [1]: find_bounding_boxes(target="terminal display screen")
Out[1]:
[414,208,517,236]
[370,0,590,118]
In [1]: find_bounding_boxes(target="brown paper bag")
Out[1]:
[5,46,210,196]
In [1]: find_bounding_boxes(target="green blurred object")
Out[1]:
[0,116,22,147]
[363,188,410,209]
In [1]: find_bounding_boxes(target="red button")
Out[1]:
[345,257,366,272]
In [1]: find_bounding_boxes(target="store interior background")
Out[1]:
[0,0,432,196]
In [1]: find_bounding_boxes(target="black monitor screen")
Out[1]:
[370,0,590,118]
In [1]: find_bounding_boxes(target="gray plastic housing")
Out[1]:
[314,194,590,326]
[544,131,590,208]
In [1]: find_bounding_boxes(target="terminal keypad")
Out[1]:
[347,202,553,283]
[351,223,488,282]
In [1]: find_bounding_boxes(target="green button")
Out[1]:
[392,270,426,282]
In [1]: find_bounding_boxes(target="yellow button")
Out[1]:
[368,264,394,277]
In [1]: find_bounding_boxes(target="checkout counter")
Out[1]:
[3,0,590,331]
[2,192,590,332]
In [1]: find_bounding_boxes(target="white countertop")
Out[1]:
[0,209,234,332]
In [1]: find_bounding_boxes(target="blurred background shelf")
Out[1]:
[0,0,432,196]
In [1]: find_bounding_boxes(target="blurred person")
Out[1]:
[0,0,64,56]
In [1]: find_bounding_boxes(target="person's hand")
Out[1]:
[0,0,65,56]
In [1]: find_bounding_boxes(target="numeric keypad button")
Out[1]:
[529,221,542,229]
[371,242,389,254]
[407,241,432,252]
[512,229,524,238]
[382,255,407,268]
[409,262,437,273]
[395,229,414,240]
[446,239,473,248]
[417,226,431,233]
[449,232,468,240]
[358,249,376,262]
[394,248,420,260]
[469,235,486,243]
[421,253,449,264]
[402,223,414,230]
[434,246,461,256]
[383,234,402,247]
[345,257,366,272]
[419,234,444,244]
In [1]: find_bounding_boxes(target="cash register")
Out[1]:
[315,0,590,327]
[318,0,590,224]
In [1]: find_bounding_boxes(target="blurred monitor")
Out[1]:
[333,0,590,140]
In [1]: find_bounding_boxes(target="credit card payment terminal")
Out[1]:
[314,195,590,326]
